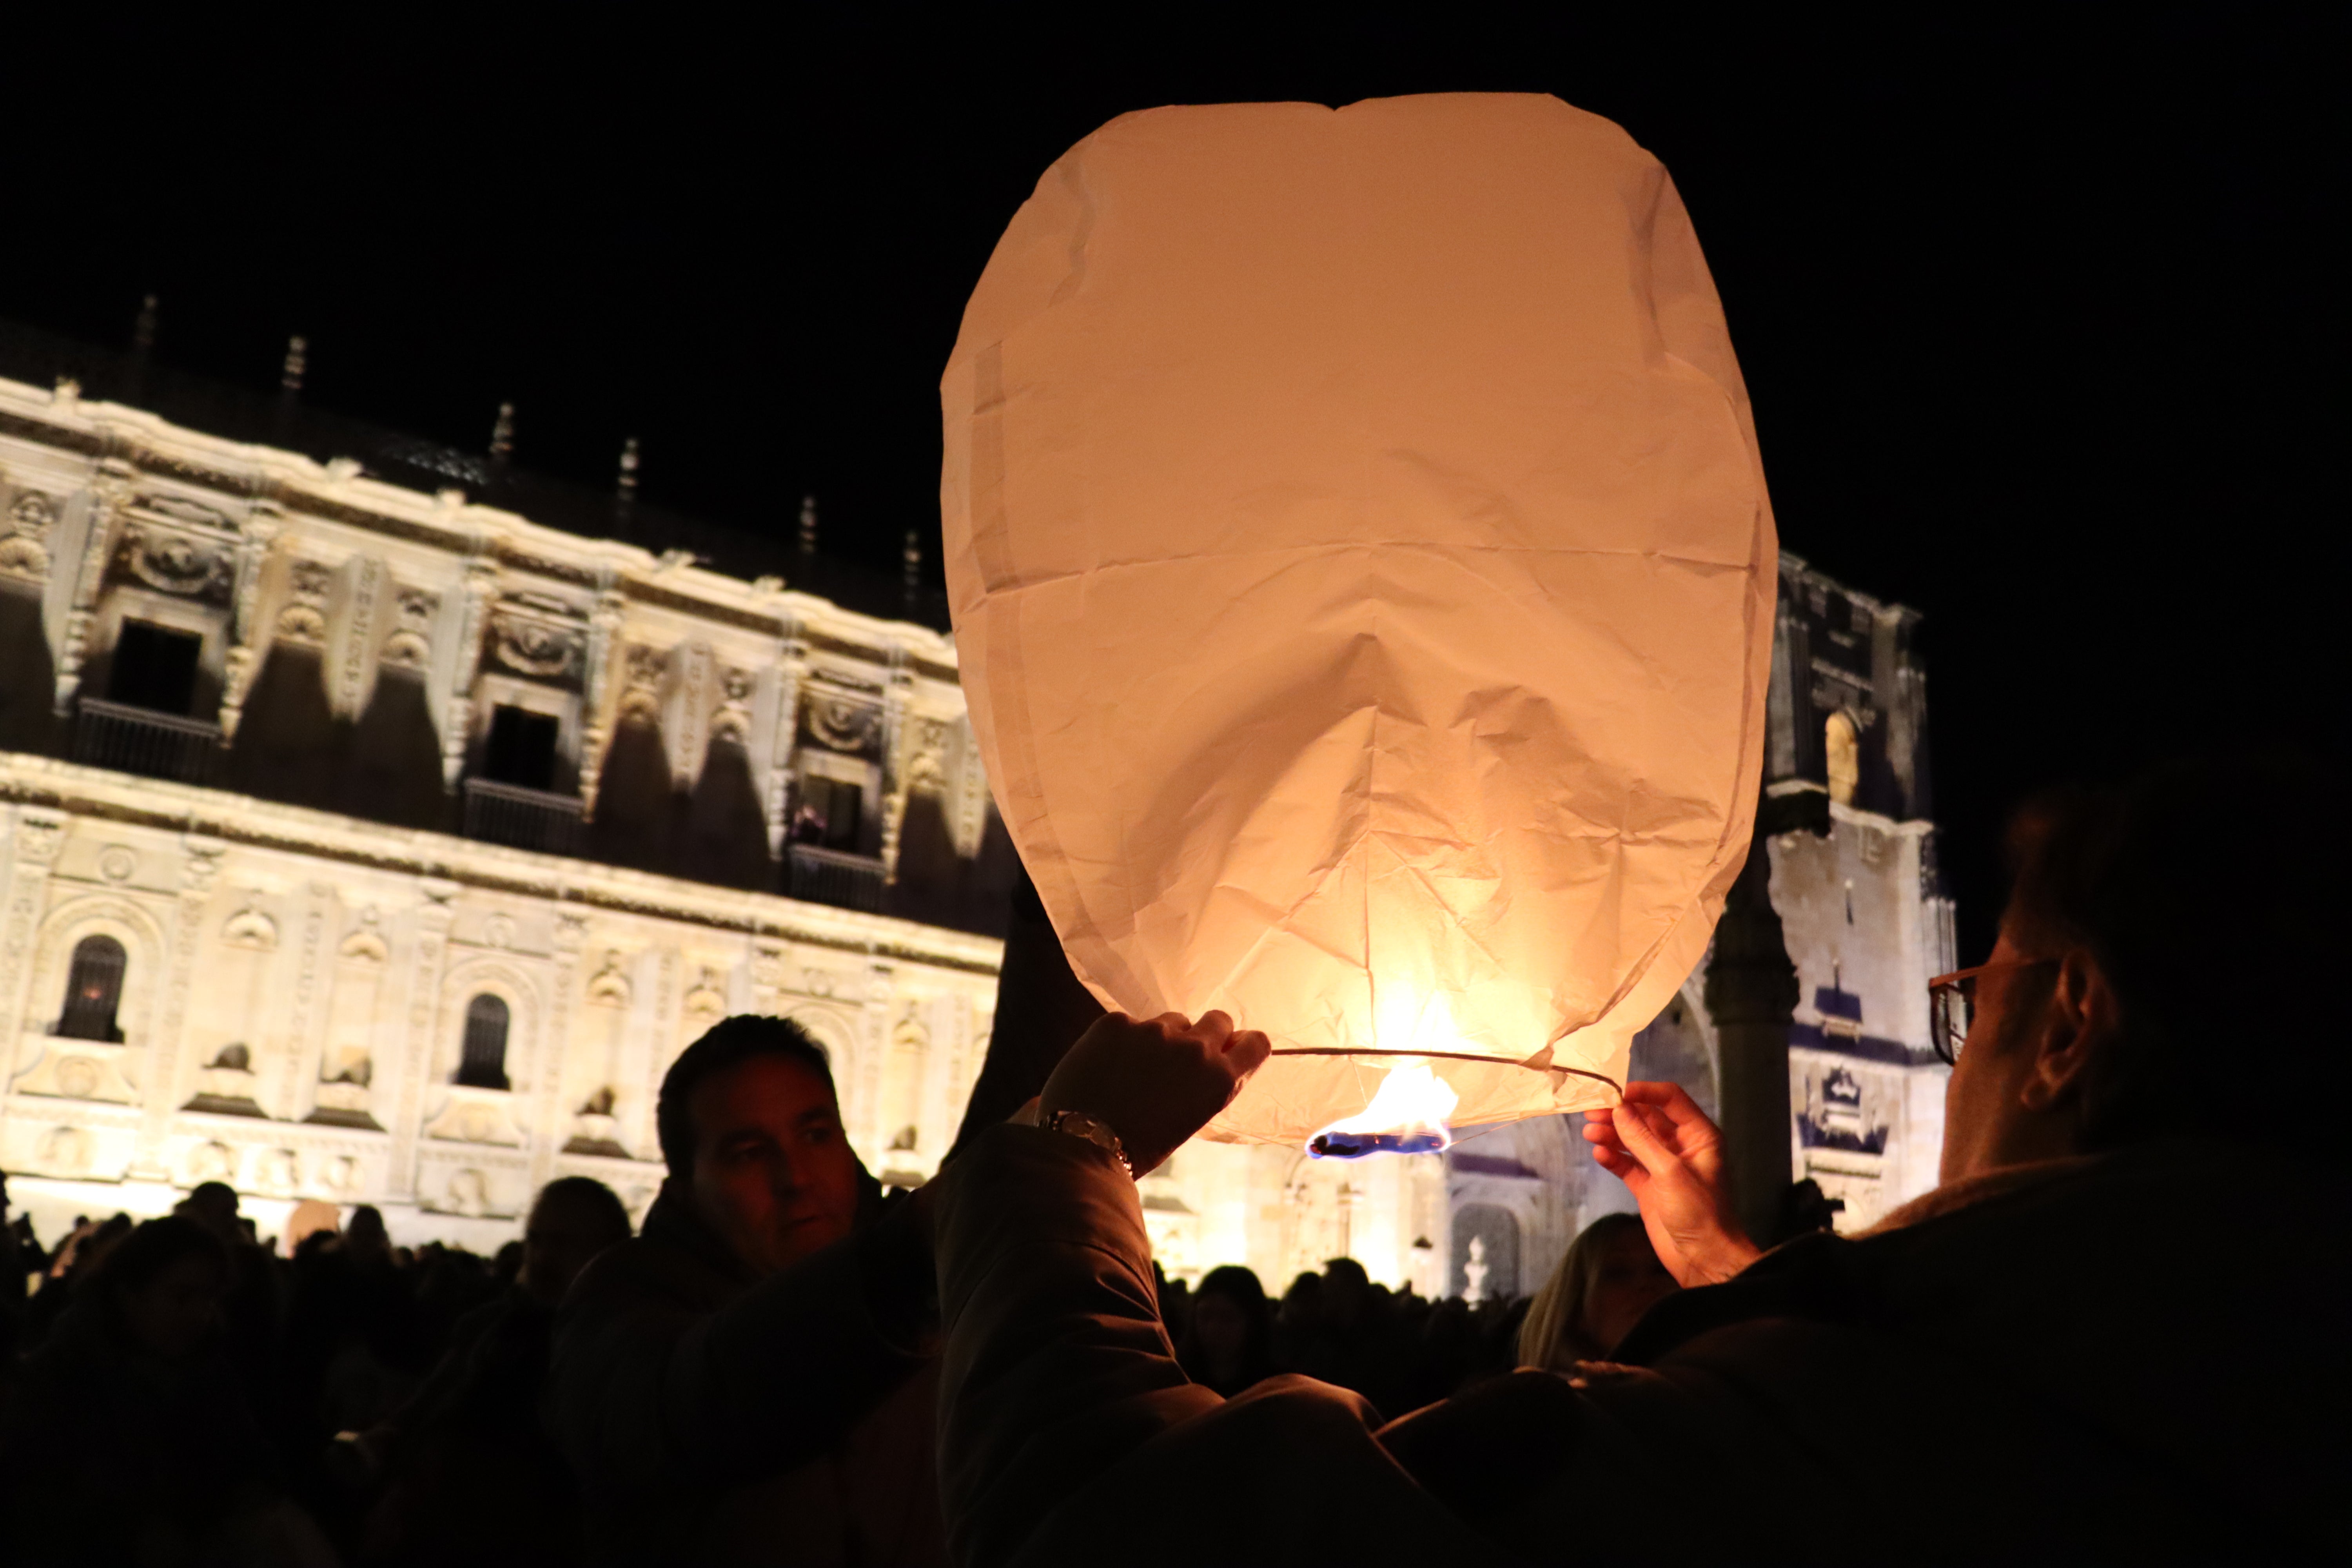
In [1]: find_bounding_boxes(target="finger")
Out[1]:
[1222,1028,1272,1076]
[1592,1147,1644,1185]
[1191,1010,1236,1051]
[1627,1080,1712,1132]
[1149,1011,1194,1039]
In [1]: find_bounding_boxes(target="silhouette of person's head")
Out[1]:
[521,1176,632,1306]
[345,1203,392,1267]
[1180,1265,1273,1392]
[174,1180,241,1247]
[657,1015,860,1277]
[91,1216,229,1361]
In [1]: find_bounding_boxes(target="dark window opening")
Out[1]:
[482,706,559,791]
[57,935,127,1042]
[107,621,203,715]
[792,774,865,852]
[457,993,511,1089]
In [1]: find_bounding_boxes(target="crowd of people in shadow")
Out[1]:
[0,756,2339,1566]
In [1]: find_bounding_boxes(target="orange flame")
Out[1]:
[1307,1061,1460,1159]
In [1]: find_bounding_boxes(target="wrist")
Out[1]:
[1038,1105,1134,1179]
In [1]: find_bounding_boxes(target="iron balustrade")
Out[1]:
[462,777,584,856]
[787,843,885,913]
[73,697,220,784]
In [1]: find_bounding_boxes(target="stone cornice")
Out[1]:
[0,753,1002,978]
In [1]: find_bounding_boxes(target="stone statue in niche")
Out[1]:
[186,1044,265,1116]
[565,1084,628,1158]
[1463,1234,1490,1306]
[310,1047,378,1127]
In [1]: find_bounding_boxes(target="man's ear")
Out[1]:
[2019,949,2118,1113]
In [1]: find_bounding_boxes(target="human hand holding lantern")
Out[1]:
[1583,1082,1760,1287]
[1039,1012,1272,1178]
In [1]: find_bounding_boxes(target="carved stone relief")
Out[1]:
[276,558,332,645]
[805,693,882,756]
[381,588,437,671]
[617,646,665,724]
[115,523,233,601]
[487,610,583,681]
[0,488,56,579]
[711,667,755,745]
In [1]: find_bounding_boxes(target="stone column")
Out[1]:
[530,909,588,1190]
[879,647,913,883]
[1703,822,1800,1247]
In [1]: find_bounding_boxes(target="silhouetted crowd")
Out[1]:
[0,757,2343,1567]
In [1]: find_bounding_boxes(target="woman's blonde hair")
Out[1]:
[1517,1211,1650,1372]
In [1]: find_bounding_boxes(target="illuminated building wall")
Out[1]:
[0,356,1951,1291]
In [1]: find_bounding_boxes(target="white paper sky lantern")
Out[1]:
[942,93,1775,1151]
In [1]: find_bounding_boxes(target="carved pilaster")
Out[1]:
[52,479,127,715]
[218,509,285,739]
[272,884,333,1119]
[330,556,388,719]
[878,648,914,884]
[766,631,809,854]
[443,558,500,788]
[531,908,589,1189]
[578,584,626,819]
[132,834,225,1176]
[388,878,459,1196]
[0,811,69,1093]
[748,940,786,1017]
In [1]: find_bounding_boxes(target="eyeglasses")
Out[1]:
[1926,960,2057,1066]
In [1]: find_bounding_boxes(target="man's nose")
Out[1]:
[767,1147,806,1197]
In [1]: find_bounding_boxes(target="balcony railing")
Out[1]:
[787,843,885,913]
[73,697,220,784]
[462,777,583,856]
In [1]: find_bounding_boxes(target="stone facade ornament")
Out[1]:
[117,524,234,599]
[221,900,279,950]
[584,951,631,1008]
[682,966,728,1020]
[380,588,437,670]
[338,909,390,964]
[276,558,333,645]
[806,695,882,755]
[488,610,583,681]
[0,488,56,580]
[617,646,665,724]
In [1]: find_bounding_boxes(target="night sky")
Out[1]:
[5,11,2334,961]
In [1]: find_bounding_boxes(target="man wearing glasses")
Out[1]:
[930,758,2345,1563]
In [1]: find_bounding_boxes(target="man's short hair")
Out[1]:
[2003,755,2341,1152]
[656,1014,836,1177]
[532,1175,634,1244]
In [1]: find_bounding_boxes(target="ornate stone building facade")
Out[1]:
[0,354,1954,1292]
[0,370,1005,1248]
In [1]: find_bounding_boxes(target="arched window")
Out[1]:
[56,935,127,1042]
[456,993,511,1089]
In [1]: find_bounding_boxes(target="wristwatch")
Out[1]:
[1041,1108,1134,1179]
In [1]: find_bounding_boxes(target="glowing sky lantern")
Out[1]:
[942,94,1775,1152]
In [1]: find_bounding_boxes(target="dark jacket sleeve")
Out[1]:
[547,1193,935,1494]
[935,1124,1511,1568]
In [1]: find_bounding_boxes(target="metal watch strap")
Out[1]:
[1042,1109,1134,1179]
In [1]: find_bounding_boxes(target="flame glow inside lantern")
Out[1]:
[942,94,1776,1150]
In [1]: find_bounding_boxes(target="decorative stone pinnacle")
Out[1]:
[617,437,640,499]
[798,495,818,555]
[132,294,159,354]
[281,335,308,394]
[489,402,515,463]
[903,529,922,601]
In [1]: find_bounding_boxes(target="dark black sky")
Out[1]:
[5,10,2337,960]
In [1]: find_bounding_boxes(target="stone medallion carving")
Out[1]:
[488,611,582,680]
[97,846,138,882]
[806,695,882,755]
[117,524,233,600]
[0,489,56,580]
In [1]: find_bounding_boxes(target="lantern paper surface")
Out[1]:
[942,94,1775,1146]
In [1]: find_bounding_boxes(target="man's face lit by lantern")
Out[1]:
[943,94,1775,1151]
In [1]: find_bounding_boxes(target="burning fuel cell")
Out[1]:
[942,93,1775,1152]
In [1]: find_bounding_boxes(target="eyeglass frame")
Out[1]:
[1926,958,2058,1066]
